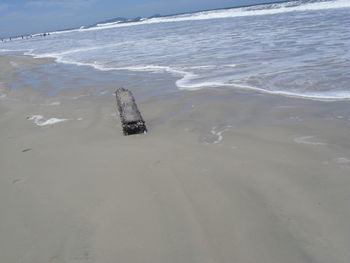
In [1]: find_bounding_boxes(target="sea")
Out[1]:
[1,0,349,100]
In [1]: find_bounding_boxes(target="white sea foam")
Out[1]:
[294,136,327,145]
[28,115,68,126]
[210,126,232,144]
[178,79,350,101]
[31,44,122,59]
[0,48,30,53]
[184,65,216,70]
[96,21,124,27]
[42,101,61,106]
[224,64,238,68]
[335,157,350,164]
[112,65,187,75]
[39,102,61,106]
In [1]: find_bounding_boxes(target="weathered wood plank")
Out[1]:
[115,88,147,135]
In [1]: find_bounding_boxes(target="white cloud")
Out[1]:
[27,0,95,8]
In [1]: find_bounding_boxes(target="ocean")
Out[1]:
[1,0,349,100]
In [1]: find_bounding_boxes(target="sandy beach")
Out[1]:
[1,55,350,263]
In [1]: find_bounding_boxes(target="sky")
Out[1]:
[0,0,286,38]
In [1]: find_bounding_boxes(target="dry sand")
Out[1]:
[1,55,350,263]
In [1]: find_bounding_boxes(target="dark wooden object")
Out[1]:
[115,88,147,135]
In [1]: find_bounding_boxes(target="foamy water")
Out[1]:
[294,136,327,145]
[27,115,68,126]
[1,0,349,100]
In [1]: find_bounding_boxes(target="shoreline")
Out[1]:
[1,54,350,262]
[2,52,349,102]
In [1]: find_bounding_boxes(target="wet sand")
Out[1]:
[1,55,350,263]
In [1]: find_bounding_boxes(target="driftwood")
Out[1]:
[115,88,147,135]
